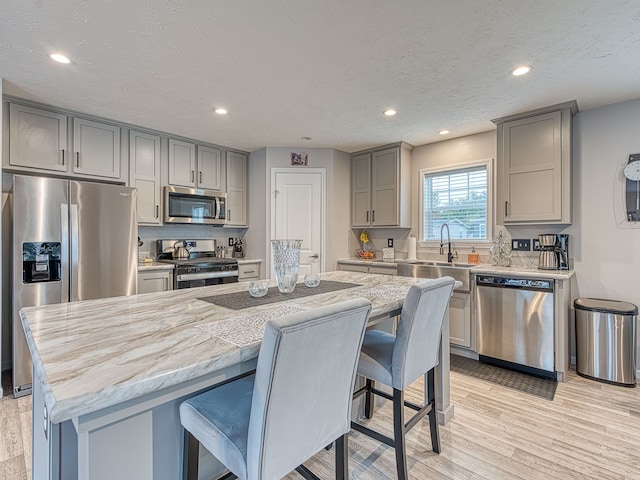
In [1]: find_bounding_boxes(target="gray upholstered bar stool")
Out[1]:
[179,298,372,480]
[351,277,456,480]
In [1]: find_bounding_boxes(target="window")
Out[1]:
[420,160,491,242]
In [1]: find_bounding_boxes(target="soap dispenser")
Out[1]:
[468,246,479,265]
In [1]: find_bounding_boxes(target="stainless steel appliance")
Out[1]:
[475,274,556,378]
[164,186,226,225]
[12,175,137,397]
[538,233,569,270]
[157,239,239,289]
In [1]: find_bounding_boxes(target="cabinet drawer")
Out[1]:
[238,263,261,280]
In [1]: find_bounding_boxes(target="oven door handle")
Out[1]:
[176,270,238,282]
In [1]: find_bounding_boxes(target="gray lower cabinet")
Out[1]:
[449,292,471,348]
[338,262,396,275]
[238,262,261,281]
[138,270,173,294]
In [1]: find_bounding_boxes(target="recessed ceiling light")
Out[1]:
[511,65,531,76]
[439,130,450,135]
[301,136,312,141]
[383,109,397,116]
[49,53,70,64]
[214,107,228,115]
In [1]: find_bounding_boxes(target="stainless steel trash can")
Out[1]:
[575,298,638,386]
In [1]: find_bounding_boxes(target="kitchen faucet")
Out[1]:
[440,223,457,263]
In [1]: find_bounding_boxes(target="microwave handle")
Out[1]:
[216,198,221,219]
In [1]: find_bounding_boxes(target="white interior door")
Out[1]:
[272,169,325,277]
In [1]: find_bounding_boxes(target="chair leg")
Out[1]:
[392,388,408,480]
[364,378,374,419]
[183,431,199,480]
[426,369,440,454]
[335,433,349,480]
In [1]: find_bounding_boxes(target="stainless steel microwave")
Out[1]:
[164,186,226,225]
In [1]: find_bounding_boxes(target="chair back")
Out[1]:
[246,298,372,479]
[391,277,455,390]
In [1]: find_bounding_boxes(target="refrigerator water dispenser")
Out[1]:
[22,242,62,283]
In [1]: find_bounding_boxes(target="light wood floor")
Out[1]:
[3,366,640,480]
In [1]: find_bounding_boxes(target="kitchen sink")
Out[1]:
[397,261,473,292]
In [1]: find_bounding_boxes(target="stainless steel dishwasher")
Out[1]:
[475,275,555,378]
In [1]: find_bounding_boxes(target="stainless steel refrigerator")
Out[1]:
[12,175,137,397]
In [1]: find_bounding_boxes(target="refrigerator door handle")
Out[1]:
[70,203,80,302]
[61,203,70,303]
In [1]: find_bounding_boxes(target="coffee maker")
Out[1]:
[538,234,569,270]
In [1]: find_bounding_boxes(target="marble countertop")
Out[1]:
[20,271,432,424]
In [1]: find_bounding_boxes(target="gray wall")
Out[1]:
[247,147,351,277]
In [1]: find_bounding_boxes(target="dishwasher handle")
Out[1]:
[476,275,553,292]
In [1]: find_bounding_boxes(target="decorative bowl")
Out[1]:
[304,273,321,288]
[248,280,269,298]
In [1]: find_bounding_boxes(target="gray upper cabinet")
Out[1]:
[494,101,577,225]
[168,138,197,187]
[130,130,161,225]
[225,151,248,227]
[73,117,121,179]
[351,144,412,228]
[7,102,124,181]
[168,140,225,191]
[9,103,68,172]
[197,145,225,191]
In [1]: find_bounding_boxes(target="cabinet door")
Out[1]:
[226,151,247,227]
[449,292,471,348]
[9,103,68,172]
[371,148,399,226]
[197,146,225,191]
[351,153,371,227]
[73,118,121,178]
[168,139,196,187]
[138,271,172,294]
[130,131,161,225]
[501,111,562,222]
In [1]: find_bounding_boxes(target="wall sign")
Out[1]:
[291,152,308,166]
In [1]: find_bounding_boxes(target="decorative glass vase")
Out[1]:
[271,239,303,293]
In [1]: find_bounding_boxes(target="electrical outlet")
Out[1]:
[532,239,541,251]
[511,239,531,251]
[229,238,234,246]
[387,238,394,248]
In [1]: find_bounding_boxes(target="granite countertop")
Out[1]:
[470,264,575,280]
[238,258,262,264]
[337,257,399,267]
[338,257,574,280]
[20,271,431,424]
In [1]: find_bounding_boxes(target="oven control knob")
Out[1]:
[187,267,192,274]
[195,267,200,273]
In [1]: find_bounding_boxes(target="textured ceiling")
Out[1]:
[1,1,640,153]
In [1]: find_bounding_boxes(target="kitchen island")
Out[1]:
[21,271,455,480]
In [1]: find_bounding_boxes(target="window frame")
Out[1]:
[418,158,494,246]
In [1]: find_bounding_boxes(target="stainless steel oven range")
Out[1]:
[157,239,239,289]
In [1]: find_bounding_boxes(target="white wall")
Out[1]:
[0,78,3,397]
